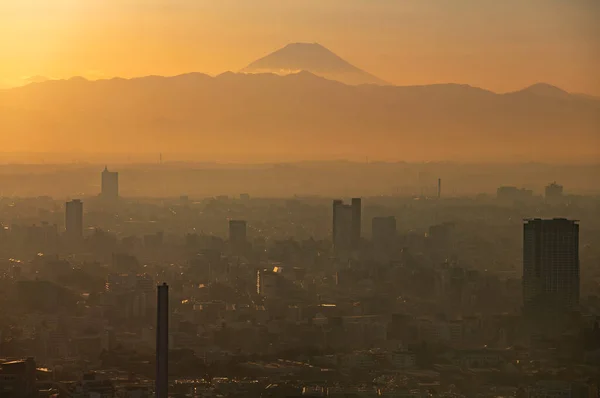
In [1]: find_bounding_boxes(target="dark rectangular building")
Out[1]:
[332,200,353,251]
[65,199,83,239]
[156,283,169,398]
[523,218,579,317]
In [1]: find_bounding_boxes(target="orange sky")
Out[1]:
[1,0,599,94]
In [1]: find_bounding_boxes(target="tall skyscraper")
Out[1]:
[372,216,396,252]
[156,283,169,398]
[332,198,361,251]
[229,220,247,253]
[65,199,83,239]
[523,218,579,318]
[101,166,119,199]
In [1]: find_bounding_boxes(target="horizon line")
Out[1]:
[3,70,597,97]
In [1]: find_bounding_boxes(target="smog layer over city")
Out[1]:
[0,1,599,397]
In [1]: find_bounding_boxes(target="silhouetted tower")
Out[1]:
[332,199,361,251]
[156,283,169,398]
[65,199,83,239]
[351,198,362,248]
[438,178,442,199]
[523,218,579,318]
[333,200,351,251]
[101,166,119,199]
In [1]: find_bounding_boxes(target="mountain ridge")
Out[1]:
[1,71,598,162]
[6,70,579,96]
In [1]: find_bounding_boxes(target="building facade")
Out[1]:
[65,199,83,239]
[333,198,361,251]
[101,167,119,199]
[523,218,579,318]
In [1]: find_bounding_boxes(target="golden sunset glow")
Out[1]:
[1,0,598,94]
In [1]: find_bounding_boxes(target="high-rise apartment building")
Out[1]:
[65,199,83,239]
[101,166,119,199]
[523,218,579,317]
[332,198,361,251]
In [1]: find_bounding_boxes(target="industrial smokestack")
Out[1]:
[438,178,442,199]
[351,198,362,249]
[156,283,169,398]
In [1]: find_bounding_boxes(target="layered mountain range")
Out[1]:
[1,43,598,162]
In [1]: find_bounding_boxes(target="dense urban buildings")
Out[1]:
[0,174,599,397]
[497,186,534,203]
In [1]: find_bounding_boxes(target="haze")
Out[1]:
[1,0,599,94]
[0,0,599,164]
[3,2,600,396]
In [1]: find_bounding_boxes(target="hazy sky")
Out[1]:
[1,0,599,94]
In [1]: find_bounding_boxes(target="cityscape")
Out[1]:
[0,166,599,397]
[1,1,599,397]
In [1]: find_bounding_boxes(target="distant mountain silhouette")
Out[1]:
[508,83,573,99]
[241,42,387,85]
[1,72,598,162]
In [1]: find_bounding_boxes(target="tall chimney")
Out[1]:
[351,198,362,249]
[437,178,442,199]
[156,283,169,398]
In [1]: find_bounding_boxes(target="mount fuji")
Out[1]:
[241,42,387,86]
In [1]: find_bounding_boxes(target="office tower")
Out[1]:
[332,200,355,251]
[523,218,579,318]
[372,216,396,252]
[65,199,83,239]
[156,283,169,398]
[229,220,247,253]
[351,198,362,248]
[101,166,119,199]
